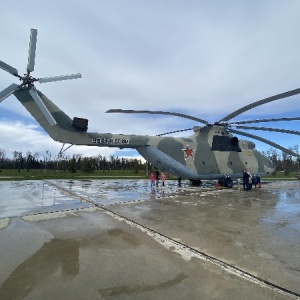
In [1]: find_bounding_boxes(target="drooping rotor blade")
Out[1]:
[235,125,300,136]
[27,29,38,73]
[0,60,19,76]
[156,128,194,136]
[0,83,20,103]
[38,73,82,83]
[106,109,209,125]
[28,88,57,126]
[229,128,299,157]
[230,117,300,125]
[219,87,300,122]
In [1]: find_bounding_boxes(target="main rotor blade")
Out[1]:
[229,128,299,157]
[0,60,19,76]
[156,128,194,136]
[106,109,209,125]
[27,29,38,73]
[28,88,57,126]
[219,87,300,122]
[235,125,300,136]
[230,117,300,125]
[0,83,20,103]
[38,73,82,83]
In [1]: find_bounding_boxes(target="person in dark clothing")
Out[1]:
[256,175,261,188]
[225,174,233,188]
[178,176,182,187]
[155,170,160,187]
[252,175,257,188]
[242,170,251,190]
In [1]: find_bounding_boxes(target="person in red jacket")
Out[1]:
[150,172,156,189]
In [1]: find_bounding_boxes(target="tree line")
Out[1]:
[261,145,300,175]
[0,149,146,173]
[0,146,299,174]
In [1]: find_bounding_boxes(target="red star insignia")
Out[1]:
[182,145,195,159]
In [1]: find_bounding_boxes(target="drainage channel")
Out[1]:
[46,180,300,299]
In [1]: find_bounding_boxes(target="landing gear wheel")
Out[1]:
[190,180,202,186]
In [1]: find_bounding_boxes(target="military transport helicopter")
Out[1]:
[1,29,299,185]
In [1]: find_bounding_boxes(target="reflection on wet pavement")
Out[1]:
[0,179,192,219]
[98,272,189,297]
[0,239,80,299]
[58,179,179,206]
[0,181,90,218]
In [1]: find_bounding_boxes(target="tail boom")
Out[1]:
[13,89,150,148]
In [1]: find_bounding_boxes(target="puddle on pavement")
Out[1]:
[0,181,90,218]
[0,179,183,218]
[1,180,300,224]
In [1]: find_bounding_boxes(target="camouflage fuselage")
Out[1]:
[14,89,275,179]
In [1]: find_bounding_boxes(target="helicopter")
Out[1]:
[1,29,299,185]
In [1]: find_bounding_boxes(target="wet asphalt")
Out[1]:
[0,179,299,300]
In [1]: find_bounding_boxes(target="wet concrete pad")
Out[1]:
[0,179,299,299]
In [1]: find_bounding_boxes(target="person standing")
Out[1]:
[225,174,233,188]
[150,172,156,190]
[257,174,261,188]
[160,172,166,186]
[252,174,257,188]
[178,176,182,187]
[236,178,241,187]
[155,170,160,187]
[242,170,251,190]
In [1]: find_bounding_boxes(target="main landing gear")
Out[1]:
[190,179,202,186]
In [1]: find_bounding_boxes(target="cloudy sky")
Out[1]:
[1,0,300,160]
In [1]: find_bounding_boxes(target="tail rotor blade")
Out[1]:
[0,83,20,103]
[27,29,38,73]
[38,73,82,84]
[28,88,57,126]
[0,60,19,76]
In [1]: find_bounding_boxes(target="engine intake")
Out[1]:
[72,117,88,131]
[211,136,241,152]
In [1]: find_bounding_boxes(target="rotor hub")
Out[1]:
[19,73,38,88]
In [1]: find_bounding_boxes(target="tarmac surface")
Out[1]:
[0,179,299,299]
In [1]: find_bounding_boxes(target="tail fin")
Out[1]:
[13,89,90,145]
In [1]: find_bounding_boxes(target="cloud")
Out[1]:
[0,0,299,158]
[0,120,144,160]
